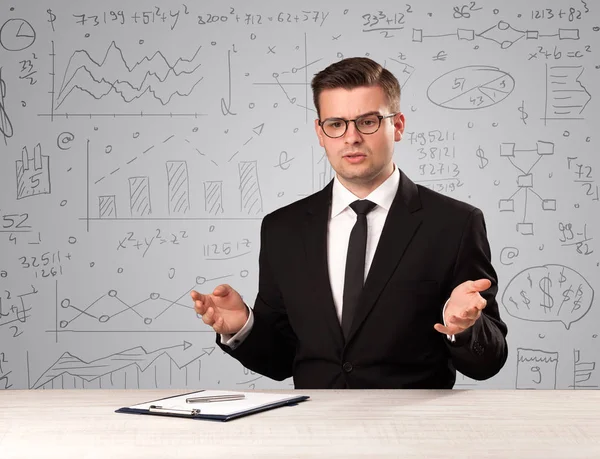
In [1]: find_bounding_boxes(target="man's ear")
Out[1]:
[315,118,325,147]
[394,113,405,142]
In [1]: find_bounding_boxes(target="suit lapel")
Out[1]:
[302,181,345,345]
[346,170,423,343]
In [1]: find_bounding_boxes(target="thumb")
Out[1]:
[213,284,231,296]
[470,278,492,292]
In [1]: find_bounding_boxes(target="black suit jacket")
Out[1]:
[217,169,508,389]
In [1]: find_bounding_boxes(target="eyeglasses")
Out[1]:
[318,113,398,138]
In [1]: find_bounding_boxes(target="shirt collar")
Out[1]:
[331,165,400,218]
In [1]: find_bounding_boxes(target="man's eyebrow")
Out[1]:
[323,111,381,120]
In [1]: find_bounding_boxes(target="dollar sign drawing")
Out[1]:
[562,286,573,302]
[539,275,554,311]
[558,268,566,286]
[518,101,528,125]
[47,9,56,32]
[476,146,488,169]
[520,290,531,309]
[572,284,584,312]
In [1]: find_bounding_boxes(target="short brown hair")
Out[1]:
[311,57,401,118]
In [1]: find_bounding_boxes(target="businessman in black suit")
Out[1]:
[192,57,508,389]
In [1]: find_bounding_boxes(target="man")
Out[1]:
[192,57,508,389]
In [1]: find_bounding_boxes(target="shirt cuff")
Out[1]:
[220,306,254,349]
[442,298,456,343]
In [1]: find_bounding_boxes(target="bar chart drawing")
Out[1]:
[128,176,152,217]
[239,161,263,215]
[166,161,190,215]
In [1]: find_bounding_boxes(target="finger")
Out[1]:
[447,314,472,329]
[460,304,483,319]
[469,278,492,293]
[193,297,207,315]
[434,323,456,335]
[461,309,480,321]
[213,284,230,296]
[202,307,216,326]
[212,316,225,334]
[190,290,204,301]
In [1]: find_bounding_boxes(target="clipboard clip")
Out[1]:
[149,405,201,416]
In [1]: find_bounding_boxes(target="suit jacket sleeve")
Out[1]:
[216,213,297,381]
[443,208,508,380]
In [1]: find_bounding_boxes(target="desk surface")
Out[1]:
[1,389,599,458]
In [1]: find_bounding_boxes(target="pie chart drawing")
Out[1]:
[0,19,36,51]
[427,65,514,110]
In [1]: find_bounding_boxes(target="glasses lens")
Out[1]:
[355,114,380,134]
[322,119,346,138]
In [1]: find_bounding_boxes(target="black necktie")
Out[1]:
[342,199,377,339]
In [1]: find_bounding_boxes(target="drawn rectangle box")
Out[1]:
[516,349,558,389]
[457,29,474,41]
[99,195,117,219]
[542,199,557,211]
[537,141,555,155]
[500,143,515,157]
[559,29,580,40]
[526,30,539,40]
[412,29,423,42]
[498,199,515,212]
[517,223,534,235]
[517,174,533,188]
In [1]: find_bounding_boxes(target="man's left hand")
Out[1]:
[434,279,491,336]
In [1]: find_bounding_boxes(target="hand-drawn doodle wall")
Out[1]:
[0,0,598,391]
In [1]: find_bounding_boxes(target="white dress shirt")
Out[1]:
[221,165,453,348]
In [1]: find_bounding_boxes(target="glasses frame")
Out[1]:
[318,113,399,139]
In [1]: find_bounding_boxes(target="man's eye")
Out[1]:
[359,118,377,126]
[328,121,344,129]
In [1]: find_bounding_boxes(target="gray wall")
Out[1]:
[0,0,598,391]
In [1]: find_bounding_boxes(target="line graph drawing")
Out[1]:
[498,141,556,235]
[427,66,514,110]
[54,41,205,110]
[31,343,216,389]
[413,21,579,49]
[56,275,232,332]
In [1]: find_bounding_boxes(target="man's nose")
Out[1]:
[343,121,363,144]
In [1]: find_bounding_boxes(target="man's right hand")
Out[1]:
[191,284,249,335]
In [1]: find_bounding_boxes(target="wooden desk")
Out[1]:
[1,389,599,458]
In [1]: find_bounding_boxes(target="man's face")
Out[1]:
[314,86,405,193]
